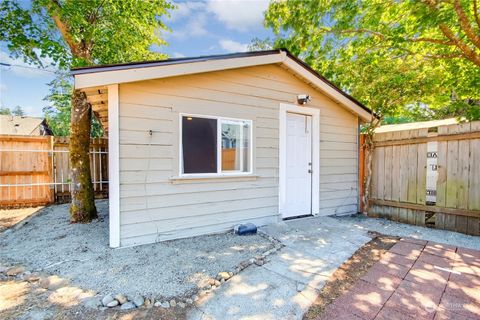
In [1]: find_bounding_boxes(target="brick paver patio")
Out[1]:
[321,238,480,320]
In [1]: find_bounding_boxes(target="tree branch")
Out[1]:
[316,27,386,39]
[439,23,480,67]
[474,0,480,29]
[453,0,480,49]
[45,0,82,58]
[408,37,456,45]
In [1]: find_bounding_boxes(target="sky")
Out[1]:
[0,0,273,117]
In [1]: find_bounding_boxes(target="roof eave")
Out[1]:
[72,49,373,120]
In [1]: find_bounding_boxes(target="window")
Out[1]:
[181,115,252,175]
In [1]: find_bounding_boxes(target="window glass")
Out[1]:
[182,116,217,173]
[221,120,250,172]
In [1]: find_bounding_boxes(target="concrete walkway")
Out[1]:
[188,215,480,320]
[187,216,372,320]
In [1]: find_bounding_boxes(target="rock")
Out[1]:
[220,278,225,283]
[192,295,199,302]
[185,298,193,304]
[144,298,151,306]
[204,284,212,290]
[39,278,50,289]
[154,301,161,307]
[23,274,40,282]
[208,278,216,286]
[114,294,127,305]
[102,295,114,307]
[133,295,144,307]
[6,266,25,276]
[254,259,264,266]
[84,297,102,309]
[296,283,305,292]
[160,301,170,308]
[120,302,136,310]
[218,271,231,280]
[249,258,255,264]
[107,300,119,307]
[214,279,221,286]
[228,272,234,277]
[178,302,186,308]
[239,260,250,269]
[169,299,176,307]
[40,275,67,290]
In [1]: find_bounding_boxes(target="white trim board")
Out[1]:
[279,103,320,216]
[107,84,120,248]
[74,51,370,121]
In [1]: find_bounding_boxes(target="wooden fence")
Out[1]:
[364,121,480,236]
[0,135,108,208]
[0,136,54,207]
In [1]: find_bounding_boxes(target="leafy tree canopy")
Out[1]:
[1,0,173,136]
[43,75,104,137]
[1,0,172,68]
[0,105,25,116]
[264,0,480,122]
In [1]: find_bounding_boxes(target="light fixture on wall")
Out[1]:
[297,94,311,105]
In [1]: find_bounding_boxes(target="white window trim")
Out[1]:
[279,103,320,216]
[178,113,253,177]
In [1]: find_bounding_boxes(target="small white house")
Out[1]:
[71,49,372,248]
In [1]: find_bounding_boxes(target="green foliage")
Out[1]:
[0,107,11,115]
[0,106,25,116]
[264,0,480,121]
[43,75,103,137]
[248,37,274,51]
[1,0,173,68]
[1,0,173,136]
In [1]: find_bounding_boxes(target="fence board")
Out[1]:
[366,120,480,236]
[0,136,53,207]
[0,135,108,207]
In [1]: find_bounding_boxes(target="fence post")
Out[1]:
[359,134,365,213]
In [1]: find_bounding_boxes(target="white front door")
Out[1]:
[283,112,312,218]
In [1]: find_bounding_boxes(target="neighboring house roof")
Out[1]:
[0,115,52,136]
[375,118,459,133]
[71,49,372,121]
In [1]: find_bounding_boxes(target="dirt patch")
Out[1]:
[303,232,398,320]
[0,201,276,300]
[0,278,187,320]
[0,207,44,232]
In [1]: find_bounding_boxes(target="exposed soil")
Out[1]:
[303,232,399,320]
[0,201,275,300]
[0,278,187,320]
[0,206,43,232]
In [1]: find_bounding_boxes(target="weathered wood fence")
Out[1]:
[364,121,480,236]
[0,135,108,208]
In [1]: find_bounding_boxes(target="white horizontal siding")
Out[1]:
[118,64,359,246]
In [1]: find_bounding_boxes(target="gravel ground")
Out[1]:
[335,214,480,250]
[0,200,274,299]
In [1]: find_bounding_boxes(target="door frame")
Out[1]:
[279,103,320,216]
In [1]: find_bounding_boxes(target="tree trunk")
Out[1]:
[362,133,374,214]
[69,90,97,222]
